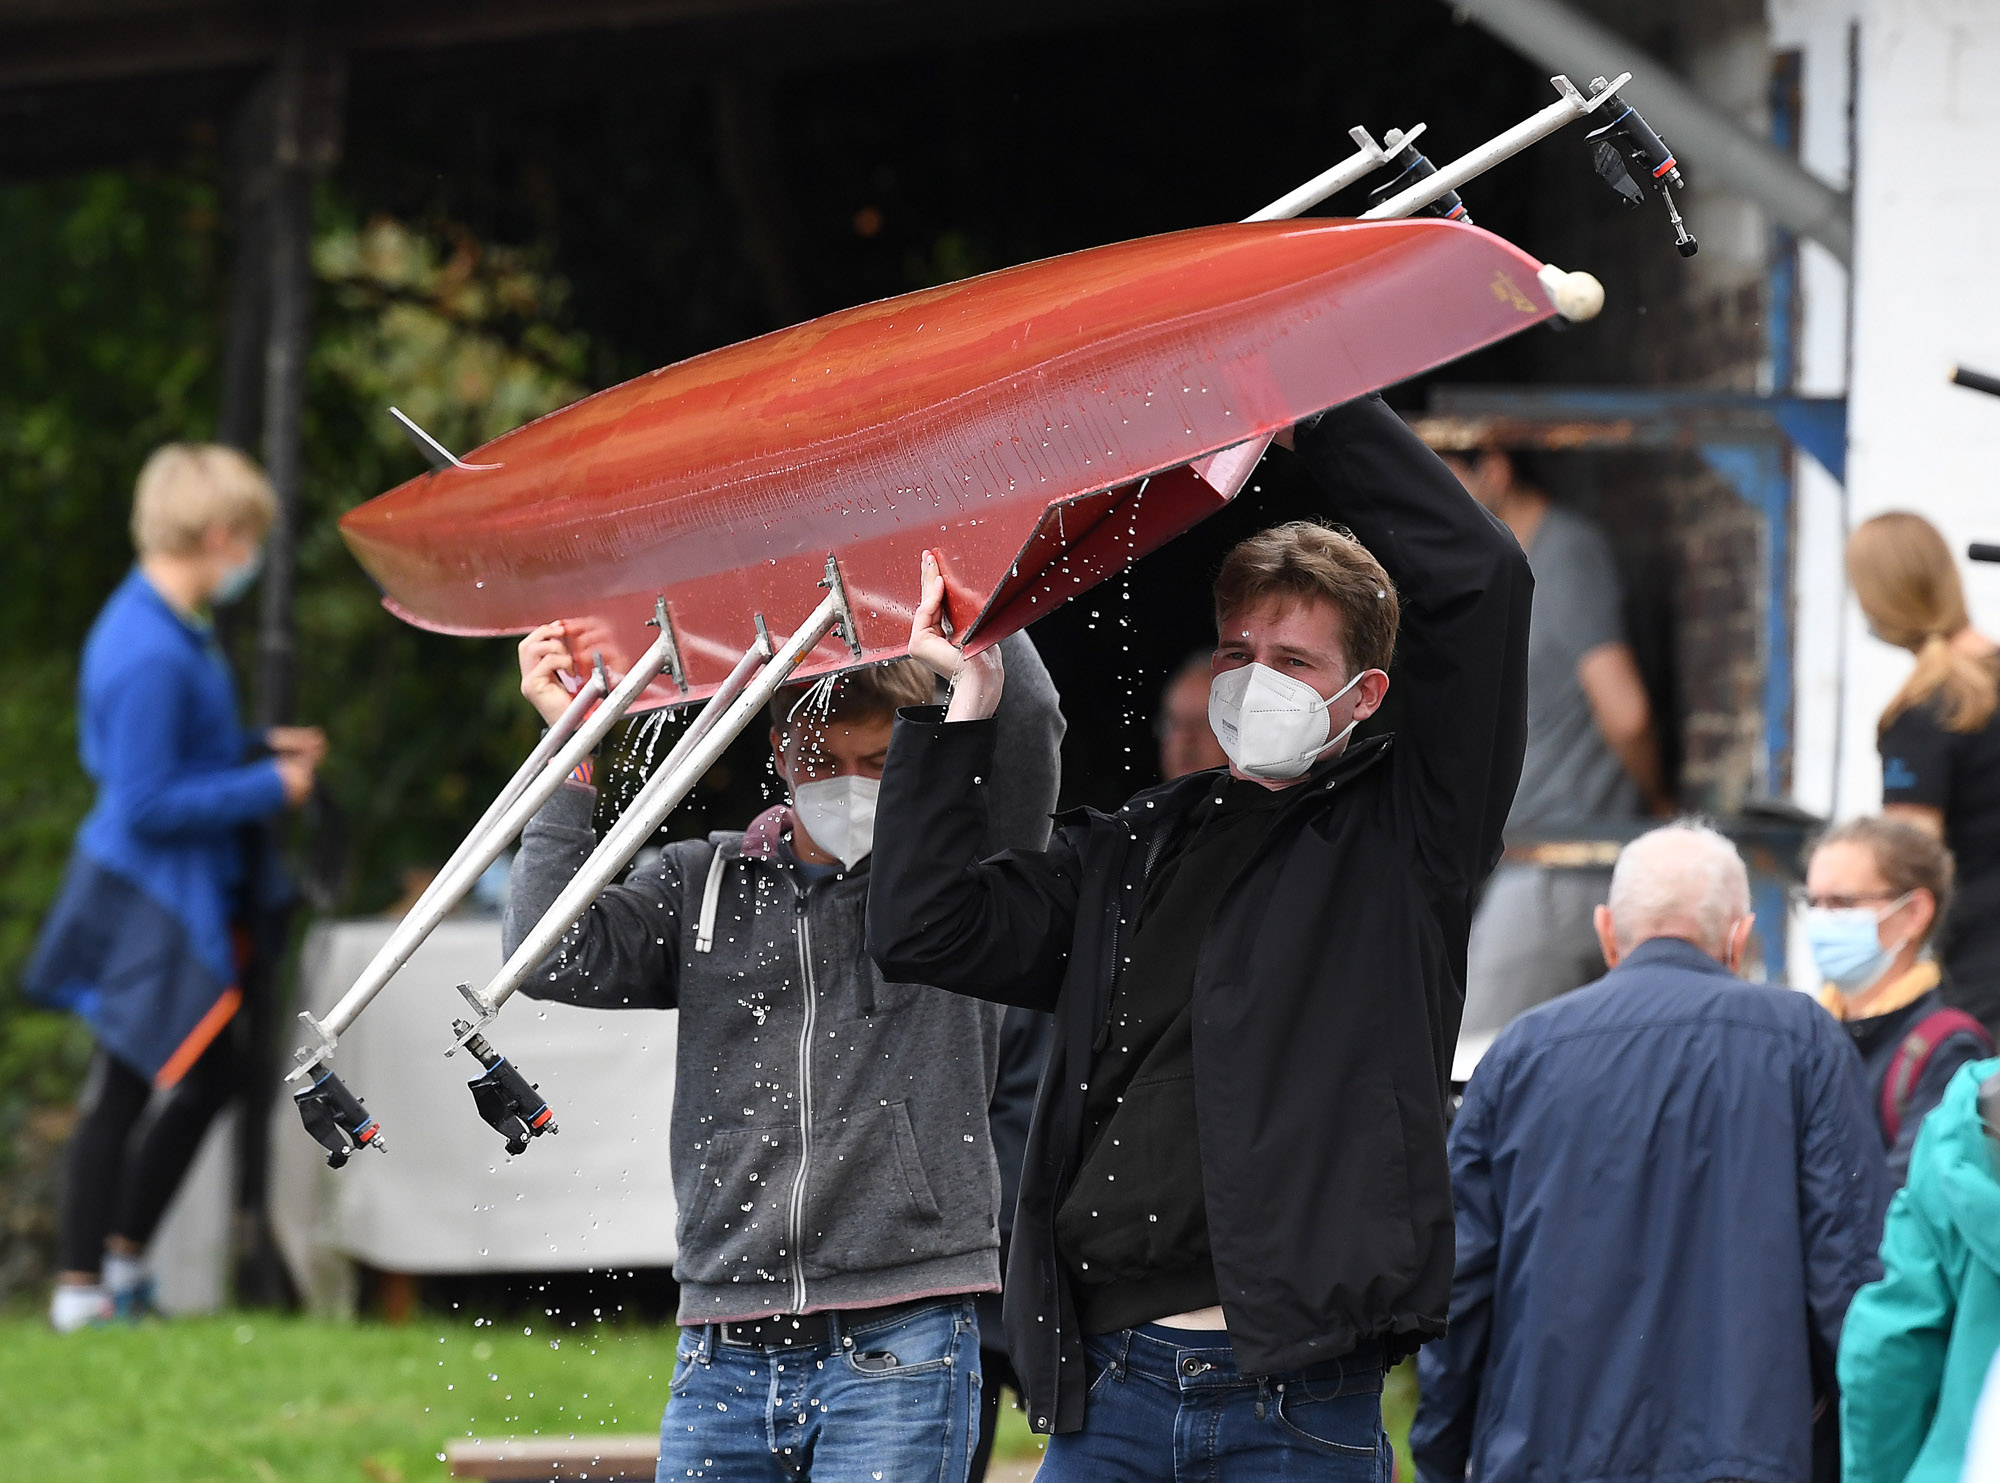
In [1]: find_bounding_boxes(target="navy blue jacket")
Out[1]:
[27,569,284,1083]
[1413,937,1890,1483]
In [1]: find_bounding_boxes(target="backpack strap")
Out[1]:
[1881,1008,1995,1145]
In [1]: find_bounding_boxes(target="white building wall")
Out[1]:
[1776,0,2000,826]
[1769,0,1856,826]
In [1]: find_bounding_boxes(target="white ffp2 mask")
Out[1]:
[1207,663,1371,781]
[790,775,880,869]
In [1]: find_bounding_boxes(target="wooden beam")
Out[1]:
[447,1437,660,1482]
[0,0,1198,90]
[0,0,895,90]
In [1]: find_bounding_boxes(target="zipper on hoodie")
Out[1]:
[786,886,818,1314]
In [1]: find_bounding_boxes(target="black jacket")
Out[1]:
[867,394,1531,1434]
[1843,985,1992,1187]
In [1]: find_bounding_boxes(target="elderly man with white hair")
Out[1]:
[1412,822,1890,1483]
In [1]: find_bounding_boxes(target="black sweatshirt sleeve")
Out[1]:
[868,707,1083,1011]
[1291,394,1533,901]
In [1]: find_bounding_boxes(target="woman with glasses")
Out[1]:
[1848,512,2000,1038]
[1804,815,1992,1185]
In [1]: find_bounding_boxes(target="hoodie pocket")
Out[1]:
[674,1125,798,1288]
[803,1099,965,1279]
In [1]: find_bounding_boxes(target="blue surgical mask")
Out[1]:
[213,547,264,606]
[1805,894,1912,994]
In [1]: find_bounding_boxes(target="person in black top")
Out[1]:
[1053,776,1291,1334]
[1803,816,1992,1185]
[867,395,1531,1478]
[1848,512,2000,1036]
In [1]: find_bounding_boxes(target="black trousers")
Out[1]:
[59,1028,240,1273]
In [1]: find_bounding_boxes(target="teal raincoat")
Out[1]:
[1839,1057,2000,1483]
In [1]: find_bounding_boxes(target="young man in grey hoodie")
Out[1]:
[506,622,1063,1483]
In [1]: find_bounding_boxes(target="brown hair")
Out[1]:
[1847,512,1998,734]
[1811,815,1956,947]
[1212,520,1399,675]
[130,443,278,556]
[770,658,934,736]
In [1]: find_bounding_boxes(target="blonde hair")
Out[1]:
[1213,520,1400,674]
[1847,512,1998,735]
[130,443,278,556]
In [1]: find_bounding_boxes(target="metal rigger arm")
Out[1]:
[290,598,690,1167]
[436,555,859,1157]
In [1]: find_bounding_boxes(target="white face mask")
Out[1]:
[1207,662,1372,781]
[790,774,879,869]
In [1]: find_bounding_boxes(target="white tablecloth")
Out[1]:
[271,918,678,1299]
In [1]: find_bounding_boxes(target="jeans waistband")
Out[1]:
[1094,1324,1385,1394]
[688,1295,972,1359]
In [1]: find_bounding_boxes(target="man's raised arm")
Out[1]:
[501,621,683,1011]
[866,704,1080,1010]
[1291,394,1533,898]
[500,782,686,1012]
[867,555,1078,1009]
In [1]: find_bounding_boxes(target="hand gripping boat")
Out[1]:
[294,74,1673,1165]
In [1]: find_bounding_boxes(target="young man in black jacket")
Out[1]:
[867,394,1531,1477]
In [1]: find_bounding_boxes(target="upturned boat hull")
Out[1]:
[339,216,1554,706]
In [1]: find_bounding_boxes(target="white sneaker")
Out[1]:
[49,1284,115,1333]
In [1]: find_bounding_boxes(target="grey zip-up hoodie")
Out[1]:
[504,634,1062,1325]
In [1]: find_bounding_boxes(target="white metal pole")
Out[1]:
[455,592,844,1035]
[1361,73,1627,221]
[1243,126,1404,222]
[405,667,604,920]
[1446,0,1851,263]
[295,617,686,1062]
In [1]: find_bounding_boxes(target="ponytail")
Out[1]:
[1847,512,2000,736]
[1887,632,1999,735]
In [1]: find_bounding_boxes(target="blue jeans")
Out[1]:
[656,1297,981,1482]
[1039,1325,1391,1482]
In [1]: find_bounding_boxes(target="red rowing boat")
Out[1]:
[340,216,1554,708]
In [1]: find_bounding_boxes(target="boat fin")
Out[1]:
[388,406,503,472]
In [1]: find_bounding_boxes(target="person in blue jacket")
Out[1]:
[28,444,324,1332]
[1413,822,1890,1483]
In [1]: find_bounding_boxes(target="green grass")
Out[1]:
[1385,1358,1417,1479]
[0,1316,1413,1481]
[0,1314,680,1482]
